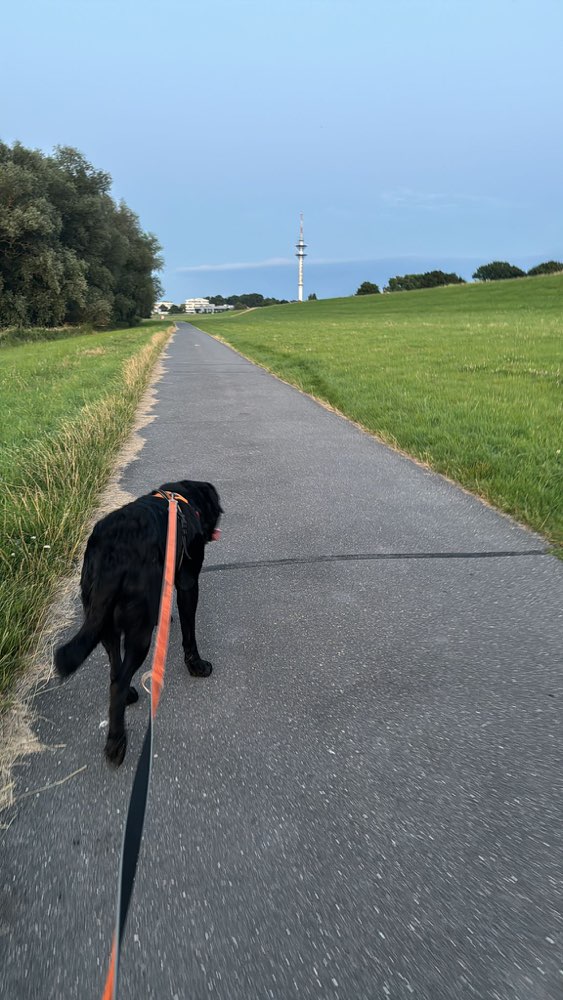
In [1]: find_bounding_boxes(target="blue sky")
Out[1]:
[2,0,562,300]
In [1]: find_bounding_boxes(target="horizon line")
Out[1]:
[176,251,557,274]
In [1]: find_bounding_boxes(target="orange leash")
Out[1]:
[101,492,179,1000]
[149,494,178,719]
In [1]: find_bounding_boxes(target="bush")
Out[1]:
[527,261,563,276]
[472,262,526,281]
[386,271,465,292]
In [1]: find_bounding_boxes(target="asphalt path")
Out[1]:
[2,322,562,999]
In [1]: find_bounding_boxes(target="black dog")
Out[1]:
[55,480,222,766]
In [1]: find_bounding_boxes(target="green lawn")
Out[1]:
[0,320,171,697]
[193,275,562,552]
[1,321,166,457]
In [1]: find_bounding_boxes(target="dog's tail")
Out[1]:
[54,614,104,678]
[55,562,123,679]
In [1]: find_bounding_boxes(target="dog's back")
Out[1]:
[55,499,164,677]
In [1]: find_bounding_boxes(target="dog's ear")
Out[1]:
[179,505,204,552]
[203,482,224,514]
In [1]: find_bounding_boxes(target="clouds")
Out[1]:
[176,257,294,273]
[176,256,375,273]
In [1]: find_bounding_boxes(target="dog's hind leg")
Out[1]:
[103,629,128,767]
[105,628,152,767]
[101,630,137,704]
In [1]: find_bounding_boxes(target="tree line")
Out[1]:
[355,260,563,296]
[0,142,163,328]
[207,293,289,308]
[158,293,291,314]
[472,260,562,281]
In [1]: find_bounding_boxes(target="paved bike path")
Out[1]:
[2,322,562,999]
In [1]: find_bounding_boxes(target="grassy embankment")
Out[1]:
[0,320,172,700]
[194,274,562,553]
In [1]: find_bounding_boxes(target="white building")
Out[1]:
[153,300,173,314]
[184,298,214,314]
[184,298,234,314]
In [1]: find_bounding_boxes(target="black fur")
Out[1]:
[54,480,222,766]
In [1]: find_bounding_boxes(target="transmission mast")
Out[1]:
[295,213,307,302]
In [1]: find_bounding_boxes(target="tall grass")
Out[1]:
[193,275,563,552]
[0,324,171,698]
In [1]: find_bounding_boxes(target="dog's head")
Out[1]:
[188,481,223,543]
[160,480,223,543]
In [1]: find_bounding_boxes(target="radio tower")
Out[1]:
[295,213,307,302]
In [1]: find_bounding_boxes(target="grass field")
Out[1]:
[193,274,562,553]
[0,320,172,699]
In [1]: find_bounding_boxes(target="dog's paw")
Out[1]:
[126,686,139,705]
[185,656,213,677]
[105,733,127,767]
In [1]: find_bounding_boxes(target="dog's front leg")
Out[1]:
[176,580,212,677]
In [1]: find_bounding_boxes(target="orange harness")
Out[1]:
[152,489,190,507]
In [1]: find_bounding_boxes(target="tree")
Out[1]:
[355,281,380,295]
[472,261,525,281]
[207,292,288,308]
[527,261,563,276]
[0,142,88,326]
[308,292,317,300]
[386,271,465,292]
[109,202,163,325]
[0,141,163,328]
[168,303,185,314]
[237,293,264,308]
